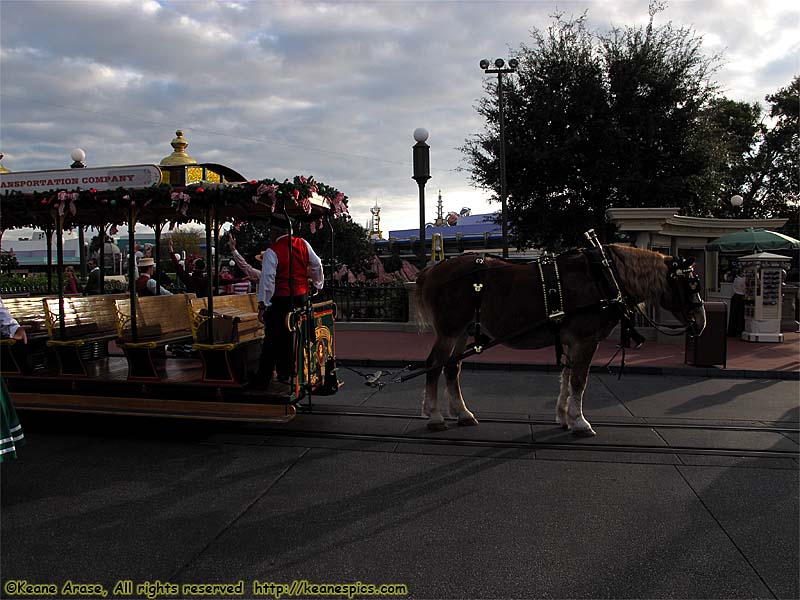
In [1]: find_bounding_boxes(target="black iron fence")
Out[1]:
[0,275,128,297]
[320,282,409,322]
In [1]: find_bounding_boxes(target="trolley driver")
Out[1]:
[255,222,324,391]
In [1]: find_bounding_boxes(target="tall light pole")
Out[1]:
[70,148,87,279]
[480,57,518,258]
[412,127,430,268]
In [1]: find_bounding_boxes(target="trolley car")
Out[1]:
[0,161,348,423]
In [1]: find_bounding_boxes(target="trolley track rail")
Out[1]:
[299,408,800,434]
[255,427,799,460]
[219,406,800,460]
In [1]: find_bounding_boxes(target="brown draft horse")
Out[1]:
[415,244,707,436]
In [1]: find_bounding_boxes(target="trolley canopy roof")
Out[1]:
[0,164,347,229]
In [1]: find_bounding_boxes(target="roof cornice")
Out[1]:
[606,207,788,236]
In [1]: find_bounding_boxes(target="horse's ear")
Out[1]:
[681,256,696,268]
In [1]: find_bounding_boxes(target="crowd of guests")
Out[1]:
[67,239,259,298]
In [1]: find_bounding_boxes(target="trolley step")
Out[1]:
[12,393,296,424]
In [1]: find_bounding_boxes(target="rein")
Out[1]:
[634,305,696,336]
[396,310,567,383]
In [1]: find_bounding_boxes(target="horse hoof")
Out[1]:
[427,421,448,432]
[572,427,596,438]
[559,423,569,430]
[457,416,479,427]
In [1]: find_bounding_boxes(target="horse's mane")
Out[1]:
[605,244,669,304]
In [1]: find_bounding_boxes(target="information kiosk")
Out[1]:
[740,252,791,342]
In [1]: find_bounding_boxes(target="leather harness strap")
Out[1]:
[468,256,491,353]
[534,253,567,367]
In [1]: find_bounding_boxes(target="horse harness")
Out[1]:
[463,230,642,367]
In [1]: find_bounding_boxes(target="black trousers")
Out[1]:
[728,293,745,336]
[256,294,307,386]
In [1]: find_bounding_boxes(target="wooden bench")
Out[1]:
[0,296,54,375]
[189,293,264,384]
[42,295,125,376]
[115,294,196,380]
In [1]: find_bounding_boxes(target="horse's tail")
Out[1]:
[414,266,434,332]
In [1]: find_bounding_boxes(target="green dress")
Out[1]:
[1,377,24,462]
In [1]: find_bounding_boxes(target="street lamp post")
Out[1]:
[412,127,431,268]
[480,57,518,259]
[731,195,744,208]
[70,149,87,279]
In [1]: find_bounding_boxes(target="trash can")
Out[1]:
[685,301,727,367]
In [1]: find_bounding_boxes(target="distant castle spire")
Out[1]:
[434,189,445,226]
[369,199,383,240]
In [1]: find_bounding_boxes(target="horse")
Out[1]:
[414,244,706,436]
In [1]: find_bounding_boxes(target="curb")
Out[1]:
[337,358,800,381]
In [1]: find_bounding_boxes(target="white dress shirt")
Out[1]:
[732,275,746,296]
[257,237,324,307]
[0,296,21,338]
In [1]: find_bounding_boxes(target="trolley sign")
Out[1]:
[0,164,162,194]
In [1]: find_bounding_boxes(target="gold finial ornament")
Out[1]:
[160,130,197,166]
[0,153,10,174]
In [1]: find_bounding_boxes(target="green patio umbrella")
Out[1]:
[706,228,800,253]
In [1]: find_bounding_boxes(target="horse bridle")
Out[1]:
[635,258,704,336]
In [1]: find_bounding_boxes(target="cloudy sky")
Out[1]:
[1,0,797,236]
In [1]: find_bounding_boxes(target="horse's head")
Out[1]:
[661,256,706,336]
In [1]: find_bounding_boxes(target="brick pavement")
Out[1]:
[335,329,800,375]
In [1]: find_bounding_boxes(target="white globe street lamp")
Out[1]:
[412,128,431,267]
[731,194,744,208]
[70,148,86,168]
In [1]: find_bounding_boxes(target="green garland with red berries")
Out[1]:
[0,175,348,231]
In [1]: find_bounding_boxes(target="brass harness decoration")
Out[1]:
[536,252,565,322]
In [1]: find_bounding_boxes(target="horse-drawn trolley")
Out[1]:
[1,159,349,424]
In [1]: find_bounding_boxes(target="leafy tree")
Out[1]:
[1,250,19,275]
[714,77,799,237]
[167,227,202,258]
[296,215,373,275]
[462,5,732,250]
[222,221,272,265]
[704,98,762,219]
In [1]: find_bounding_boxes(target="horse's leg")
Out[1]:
[423,334,457,431]
[565,341,598,437]
[556,366,571,429]
[445,332,478,426]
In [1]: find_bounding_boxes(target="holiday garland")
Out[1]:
[0,175,348,231]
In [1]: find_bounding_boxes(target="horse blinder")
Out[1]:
[667,257,705,333]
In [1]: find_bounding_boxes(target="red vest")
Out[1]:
[272,236,310,297]
[136,274,154,296]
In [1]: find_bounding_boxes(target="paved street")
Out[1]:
[2,369,798,599]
